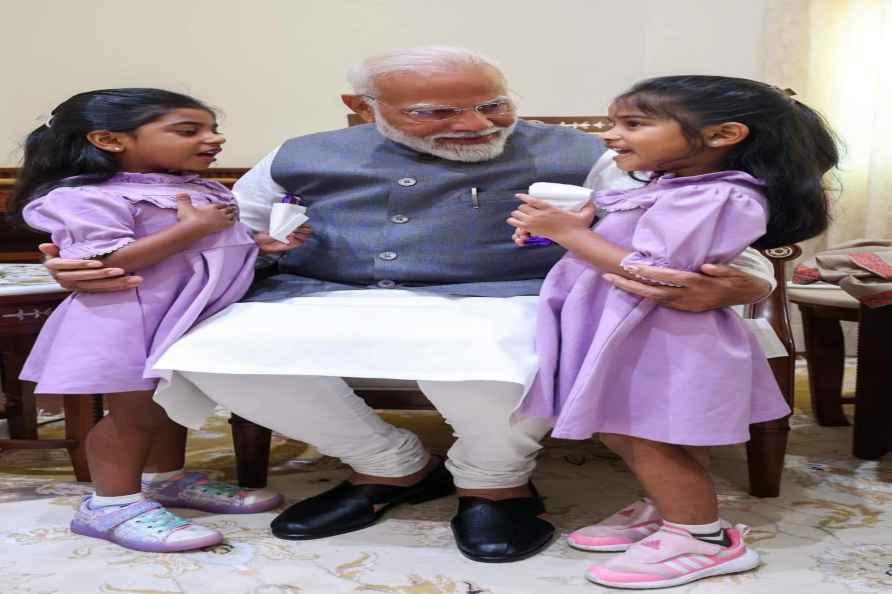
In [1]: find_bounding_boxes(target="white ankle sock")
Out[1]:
[664,520,730,546]
[90,492,145,508]
[664,519,722,534]
[141,469,184,484]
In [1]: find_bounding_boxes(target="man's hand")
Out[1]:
[603,262,772,312]
[253,225,312,253]
[39,243,141,292]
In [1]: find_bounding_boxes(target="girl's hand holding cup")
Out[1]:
[508,195,596,242]
[512,227,531,247]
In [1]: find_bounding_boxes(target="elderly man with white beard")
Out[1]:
[42,46,777,563]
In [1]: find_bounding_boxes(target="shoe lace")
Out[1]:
[134,508,189,535]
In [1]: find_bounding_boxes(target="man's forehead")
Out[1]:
[373,64,507,105]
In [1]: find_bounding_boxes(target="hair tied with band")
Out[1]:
[43,113,55,128]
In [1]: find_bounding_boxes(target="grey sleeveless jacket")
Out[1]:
[247,120,604,300]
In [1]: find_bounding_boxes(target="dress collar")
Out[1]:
[106,171,230,194]
[108,171,204,185]
[650,170,764,187]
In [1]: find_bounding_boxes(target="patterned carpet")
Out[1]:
[1,364,890,594]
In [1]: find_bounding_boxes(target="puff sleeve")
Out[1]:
[619,183,769,274]
[23,186,138,259]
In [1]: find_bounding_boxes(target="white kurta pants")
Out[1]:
[153,289,783,489]
[154,290,552,489]
[180,373,551,489]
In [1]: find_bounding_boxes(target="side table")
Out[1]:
[790,284,892,460]
[0,266,103,481]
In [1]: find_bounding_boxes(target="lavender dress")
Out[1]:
[519,171,791,445]
[20,172,258,395]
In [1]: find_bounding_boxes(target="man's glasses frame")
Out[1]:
[361,95,515,123]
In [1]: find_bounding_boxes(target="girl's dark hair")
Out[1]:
[9,88,213,224]
[614,75,839,248]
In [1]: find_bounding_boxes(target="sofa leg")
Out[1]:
[746,418,789,498]
[852,304,892,460]
[229,414,272,488]
[799,306,849,426]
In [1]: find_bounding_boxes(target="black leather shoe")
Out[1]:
[271,458,454,540]
[450,484,555,563]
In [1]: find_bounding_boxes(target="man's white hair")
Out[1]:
[347,45,505,95]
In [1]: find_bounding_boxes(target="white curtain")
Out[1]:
[764,0,892,253]
[763,0,891,353]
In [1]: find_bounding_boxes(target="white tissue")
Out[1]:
[528,182,593,211]
[269,202,309,243]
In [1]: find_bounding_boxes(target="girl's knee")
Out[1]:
[106,392,168,430]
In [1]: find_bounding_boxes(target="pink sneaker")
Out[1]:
[585,523,760,589]
[70,497,223,553]
[568,499,661,552]
[143,472,283,514]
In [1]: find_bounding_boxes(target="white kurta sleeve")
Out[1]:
[233,145,287,233]
[583,153,776,294]
[584,150,644,192]
[732,248,777,295]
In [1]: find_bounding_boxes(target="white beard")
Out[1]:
[373,105,517,162]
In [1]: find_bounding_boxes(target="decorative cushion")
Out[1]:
[788,285,859,309]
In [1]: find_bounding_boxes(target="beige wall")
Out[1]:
[2,0,766,167]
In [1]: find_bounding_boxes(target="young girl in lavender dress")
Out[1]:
[10,89,308,552]
[508,76,838,589]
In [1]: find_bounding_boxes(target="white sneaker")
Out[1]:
[568,499,662,552]
[585,523,760,589]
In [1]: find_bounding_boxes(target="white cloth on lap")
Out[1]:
[153,290,785,431]
[153,290,539,429]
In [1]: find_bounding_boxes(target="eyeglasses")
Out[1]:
[361,96,515,122]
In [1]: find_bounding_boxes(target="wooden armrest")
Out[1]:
[744,245,800,358]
